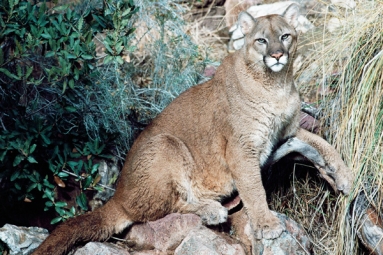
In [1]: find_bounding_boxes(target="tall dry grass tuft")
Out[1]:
[295,1,383,254]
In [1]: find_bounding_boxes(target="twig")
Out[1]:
[309,190,329,230]
[361,49,383,80]
[289,233,312,255]
[61,169,116,191]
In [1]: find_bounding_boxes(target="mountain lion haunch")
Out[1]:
[33,4,353,255]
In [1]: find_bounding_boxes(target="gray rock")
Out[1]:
[174,227,246,255]
[229,209,313,255]
[0,224,48,255]
[73,242,130,255]
[351,190,383,255]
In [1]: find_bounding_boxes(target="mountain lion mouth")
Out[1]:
[269,63,285,72]
[264,56,288,72]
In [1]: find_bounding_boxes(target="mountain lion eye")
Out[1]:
[256,38,267,44]
[281,34,290,40]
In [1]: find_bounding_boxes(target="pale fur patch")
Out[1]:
[115,219,133,233]
[264,55,288,72]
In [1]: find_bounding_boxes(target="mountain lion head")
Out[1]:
[238,4,299,72]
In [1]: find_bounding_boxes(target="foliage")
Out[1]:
[0,0,138,224]
[0,0,208,225]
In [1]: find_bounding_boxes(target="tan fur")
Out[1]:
[33,5,352,255]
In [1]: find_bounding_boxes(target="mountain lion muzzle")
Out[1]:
[33,4,353,255]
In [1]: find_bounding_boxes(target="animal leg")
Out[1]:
[176,199,228,225]
[114,133,200,222]
[295,128,353,195]
[226,139,284,240]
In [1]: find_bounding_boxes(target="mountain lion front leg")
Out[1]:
[295,128,353,194]
[226,138,284,240]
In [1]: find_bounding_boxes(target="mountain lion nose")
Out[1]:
[271,52,283,60]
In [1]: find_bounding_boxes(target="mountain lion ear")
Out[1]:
[238,11,256,35]
[282,3,300,28]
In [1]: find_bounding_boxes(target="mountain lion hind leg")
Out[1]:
[116,133,229,226]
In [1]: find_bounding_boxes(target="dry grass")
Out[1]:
[293,0,383,254]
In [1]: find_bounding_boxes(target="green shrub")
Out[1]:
[0,0,138,224]
[0,0,209,224]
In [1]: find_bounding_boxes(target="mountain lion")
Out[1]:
[33,4,353,255]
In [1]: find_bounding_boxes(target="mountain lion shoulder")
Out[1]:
[33,4,353,255]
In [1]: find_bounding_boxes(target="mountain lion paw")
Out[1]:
[254,213,285,240]
[199,202,228,225]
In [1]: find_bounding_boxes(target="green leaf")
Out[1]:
[91,163,100,174]
[77,16,84,31]
[68,79,74,89]
[45,51,55,58]
[121,8,131,17]
[103,55,113,64]
[68,206,75,217]
[81,54,93,60]
[29,144,37,154]
[27,183,37,192]
[13,155,24,167]
[55,201,67,207]
[76,193,88,211]
[65,106,77,112]
[40,133,51,145]
[115,41,124,54]
[27,156,38,163]
[67,53,77,59]
[62,80,67,93]
[45,201,54,207]
[0,150,7,161]
[0,68,21,80]
[25,66,33,79]
[58,172,69,178]
[67,161,79,170]
[10,170,21,181]
[44,189,54,201]
[41,33,52,39]
[14,182,21,190]
[83,176,92,189]
[116,56,124,65]
[55,206,65,215]
[43,178,55,189]
[16,65,22,78]
[103,42,114,54]
[50,217,62,225]
[53,4,70,12]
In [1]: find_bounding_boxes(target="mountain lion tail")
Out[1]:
[32,198,132,255]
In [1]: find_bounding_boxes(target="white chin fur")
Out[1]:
[265,55,288,72]
[269,64,285,72]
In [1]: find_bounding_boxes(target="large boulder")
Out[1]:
[0,224,48,255]
[73,242,130,255]
[174,227,246,255]
[229,209,313,254]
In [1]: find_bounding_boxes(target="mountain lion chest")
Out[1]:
[256,85,300,165]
